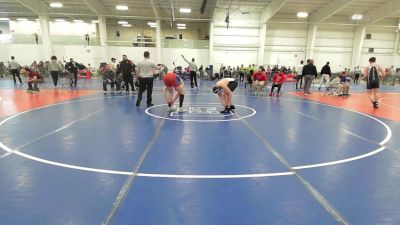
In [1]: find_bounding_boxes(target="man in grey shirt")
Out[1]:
[181,54,198,89]
[8,56,22,84]
[136,51,157,107]
[301,59,318,96]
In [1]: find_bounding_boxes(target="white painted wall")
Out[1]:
[359,27,398,68]
[50,21,96,36]
[313,25,355,72]
[0,44,43,65]
[9,20,96,36]
[9,21,40,34]
[0,22,10,34]
[106,23,209,43]
[161,48,209,70]
[264,23,308,68]
[212,9,261,68]
[52,45,105,67]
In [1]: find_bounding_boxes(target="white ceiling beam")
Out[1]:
[363,0,400,25]
[310,0,355,23]
[150,0,159,18]
[82,0,107,16]
[259,0,289,23]
[16,0,47,14]
[211,0,222,20]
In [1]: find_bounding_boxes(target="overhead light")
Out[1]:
[177,26,186,30]
[297,12,308,18]
[179,8,191,13]
[35,18,40,21]
[91,20,99,23]
[150,25,157,28]
[50,2,63,8]
[351,14,363,21]
[0,18,10,21]
[176,23,186,27]
[116,5,128,10]
[55,19,66,22]
[122,24,131,27]
[73,20,84,23]
[118,21,128,25]
[17,18,28,21]
[147,22,157,26]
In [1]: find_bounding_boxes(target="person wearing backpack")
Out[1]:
[363,57,386,108]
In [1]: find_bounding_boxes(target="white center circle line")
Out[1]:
[145,103,256,122]
[0,95,393,179]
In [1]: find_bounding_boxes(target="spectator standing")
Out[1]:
[34,33,39,44]
[319,62,331,90]
[65,58,79,87]
[48,56,63,88]
[8,56,22,84]
[118,55,136,94]
[84,34,90,46]
[302,59,318,96]
[295,60,304,89]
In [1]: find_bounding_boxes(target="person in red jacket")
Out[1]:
[252,66,267,95]
[269,69,286,96]
[20,67,44,93]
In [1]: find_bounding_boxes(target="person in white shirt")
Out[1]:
[181,54,198,89]
[136,51,157,107]
[295,60,304,89]
[389,65,397,86]
[8,56,22,84]
[109,58,118,72]
[363,57,386,108]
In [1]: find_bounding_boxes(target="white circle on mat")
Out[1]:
[0,96,393,179]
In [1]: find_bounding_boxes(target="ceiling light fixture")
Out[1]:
[177,26,186,30]
[73,20,84,23]
[0,18,10,21]
[147,22,157,26]
[122,24,131,27]
[297,12,308,18]
[351,14,363,20]
[50,2,63,8]
[91,20,99,23]
[179,8,191,13]
[17,18,28,21]
[118,21,128,25]
[176,23,186,27]
[116,5,128,10]
[55,19,66,22]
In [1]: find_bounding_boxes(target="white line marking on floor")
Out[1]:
[0,95,393,179]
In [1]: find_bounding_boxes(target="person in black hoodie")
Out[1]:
[302,59,318,95]
[319,62,332,90]
[118,55,136,94]
[65,58,78,87]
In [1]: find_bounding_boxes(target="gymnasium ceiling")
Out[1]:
[0,0,399,26]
